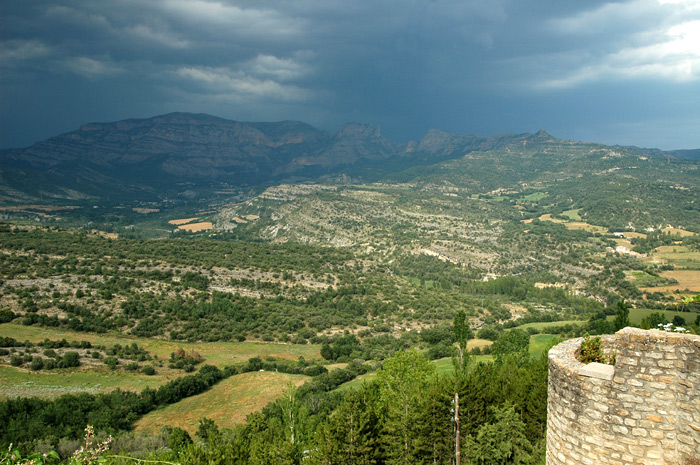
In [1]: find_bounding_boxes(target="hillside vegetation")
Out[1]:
[1,117,699,464]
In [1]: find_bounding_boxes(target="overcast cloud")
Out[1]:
[1,0,699,149]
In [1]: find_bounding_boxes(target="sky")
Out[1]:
[1,0,700,150]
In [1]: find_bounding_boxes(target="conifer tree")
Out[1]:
[452,309,470,375]
[613,299,630,331]
[465,405,533,465]
[314,384,382,465]
[377,349,434,465]
[412,376,454,465]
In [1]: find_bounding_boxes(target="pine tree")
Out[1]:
[465,405,533,465]
[377,349,435,465]
[412,376,454,465]
[452,309,471,375]
[613,299,630,331]
[314,384,382,465]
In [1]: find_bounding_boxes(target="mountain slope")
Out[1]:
[1,112,698,208]
[0,113,400,200]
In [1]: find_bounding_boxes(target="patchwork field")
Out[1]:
[661,227,695,237]
[564,222,608,234]
[537,213,608,234]
[640,270,700,293]
[648,245,700,270]
[134,371,310,434]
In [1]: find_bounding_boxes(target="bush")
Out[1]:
[169,427,192,451]
[125,362,140,371]
[0,309,15,323]
[30,357,44,371]
[578,335,614,365]
[104,356,119,370]
[61,351,80,368]
[142,365,157,376]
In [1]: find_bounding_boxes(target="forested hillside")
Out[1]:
[1,118,699,464]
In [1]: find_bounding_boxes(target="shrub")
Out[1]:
[104,356,119,370]
[0,308,15,323]
[578,335,614,365]
[61,351,80,368]
[30,356,44,371]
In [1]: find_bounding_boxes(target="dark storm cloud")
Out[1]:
[1,0,699,149]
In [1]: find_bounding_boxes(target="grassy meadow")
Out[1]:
[0,323,321,367]
[134,371,310,434]
[0,323,320,399]
[0,366,165,399]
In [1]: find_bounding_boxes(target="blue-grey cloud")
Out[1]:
[1,0,699,150]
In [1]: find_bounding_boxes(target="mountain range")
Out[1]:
[0,111,697,203]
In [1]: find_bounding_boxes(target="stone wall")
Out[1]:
[546,327,700,465]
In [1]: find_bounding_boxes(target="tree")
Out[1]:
[196,417,219,442]
[465,405,533,465]
[491,329,529,361]
[169,426,193,451]
[377,349,435,465]
[640,312,667,329]
[613,299,630,331]
[315,384,382,465]
[412,377,454,465]
[672,315,686,327]
[452,309,471,374]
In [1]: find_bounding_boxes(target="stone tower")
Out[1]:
[546,327,700,465]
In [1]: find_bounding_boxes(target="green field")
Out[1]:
[610,308,700,326]
[511,320,587,331]
[561,209,582,221]
[432,355,493,374]
[0,323,320,399]
[529,334,561,358]
[135,371,310,435]
[0,324,321,367]
[336,370,378,392]
[0,365,166,399]
[520,192,548,202]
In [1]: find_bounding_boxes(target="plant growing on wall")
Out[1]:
[578,335,615,365]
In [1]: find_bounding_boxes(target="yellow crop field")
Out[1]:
[565,222,608,234]
[661,227,694,237]
[641,270,700,294]
[468,338,493,349]
[168,217,199,225]
[134,371,309,434]
[178,222,213,232]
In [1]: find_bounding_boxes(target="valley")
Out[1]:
[1,116,699,463]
